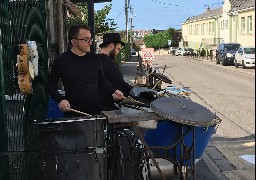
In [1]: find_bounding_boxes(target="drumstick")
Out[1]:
[152,80,162,90]
[69,108,91,116]
[121,96,145,105]
[162,65,166,74]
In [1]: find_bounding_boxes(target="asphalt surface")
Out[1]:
[119,54,255,180]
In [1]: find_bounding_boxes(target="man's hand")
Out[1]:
[58,100,71,112]
[112,90,125,101]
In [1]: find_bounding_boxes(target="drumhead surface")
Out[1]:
[150,97,217,127]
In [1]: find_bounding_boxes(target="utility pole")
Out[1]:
[125,0,129,42]
[130,17,133,43]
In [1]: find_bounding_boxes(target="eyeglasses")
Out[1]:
[76,37,93,43]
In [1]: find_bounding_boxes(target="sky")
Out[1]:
[94,0,224,31]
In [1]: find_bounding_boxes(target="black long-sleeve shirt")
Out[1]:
[98,53,133,111]
[48,50,116,115]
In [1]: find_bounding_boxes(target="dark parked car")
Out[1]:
[186,48,195,56]
[131,49,136,55]
[216,43,241,66]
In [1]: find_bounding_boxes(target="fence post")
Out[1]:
[0,30,10,180]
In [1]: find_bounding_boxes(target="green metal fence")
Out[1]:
[0,0,48,179]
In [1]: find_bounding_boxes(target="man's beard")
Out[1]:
[109,49,116,60]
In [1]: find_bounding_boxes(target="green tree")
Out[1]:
[143,34,155,48]
[143,31,169,51]
[67,3,117,35]
[143,28,182,49]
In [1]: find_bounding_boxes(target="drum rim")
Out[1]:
[150,97,221,127]
[36,116,106,125]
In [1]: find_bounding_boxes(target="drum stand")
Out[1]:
[147,124,196,180]
[178,124,196,180]
[105,120,196,180]
[106,123,149,180]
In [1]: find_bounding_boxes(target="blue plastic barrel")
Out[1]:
[47,98,64,119]
[47,90,65,119]
[144,120,215,163]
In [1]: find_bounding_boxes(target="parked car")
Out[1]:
[168,47,178,55]
[186,48,195,56]
[175,48,187,56]
[216,43,240,66]
[234,47,255,68]
[131,49,136,55]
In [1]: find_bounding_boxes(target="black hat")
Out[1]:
[99,33,125,48]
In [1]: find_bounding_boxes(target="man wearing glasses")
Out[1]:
[48,25,125,117]
[98,33,133,111]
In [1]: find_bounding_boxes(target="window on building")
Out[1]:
[248,16,252,33]
[226,20,229,28]
[220,20,224,29]
[209,22,212,34]
[212,22,215,33]
[241,17,245,33]
[203,23,205,34]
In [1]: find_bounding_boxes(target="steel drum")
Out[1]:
[144,97,221,162]
[112,129,144,179]
[129,86,158,105]
[165,86,191,97]
[37,116,107,180]
[151,72,172,84]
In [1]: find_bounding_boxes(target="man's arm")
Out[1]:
[47,59,68,111]
[98,60,124,101]
[103,60,133,96]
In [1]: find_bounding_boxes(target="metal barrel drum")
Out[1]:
[144,97,221,164]
[115,129,143,180]
[37,116,107,180]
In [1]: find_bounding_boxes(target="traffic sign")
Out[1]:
[142,48,154,61]
[168,40,172,46]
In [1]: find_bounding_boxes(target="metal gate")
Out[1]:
[0,0,48,179]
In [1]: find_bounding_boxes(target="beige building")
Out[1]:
[181,0,255,49]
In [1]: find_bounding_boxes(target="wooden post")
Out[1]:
[87,0,95,52]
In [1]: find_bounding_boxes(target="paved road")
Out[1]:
[152,55,255,139]
[151,55,255,179]
[120,55,255,179]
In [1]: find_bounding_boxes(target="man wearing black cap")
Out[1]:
[98,33,133,111]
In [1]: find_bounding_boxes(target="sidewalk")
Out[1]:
[119,55,255,179]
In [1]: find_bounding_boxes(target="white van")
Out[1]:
[234,47,255,68]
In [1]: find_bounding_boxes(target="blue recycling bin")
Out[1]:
[47,90,65,119]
